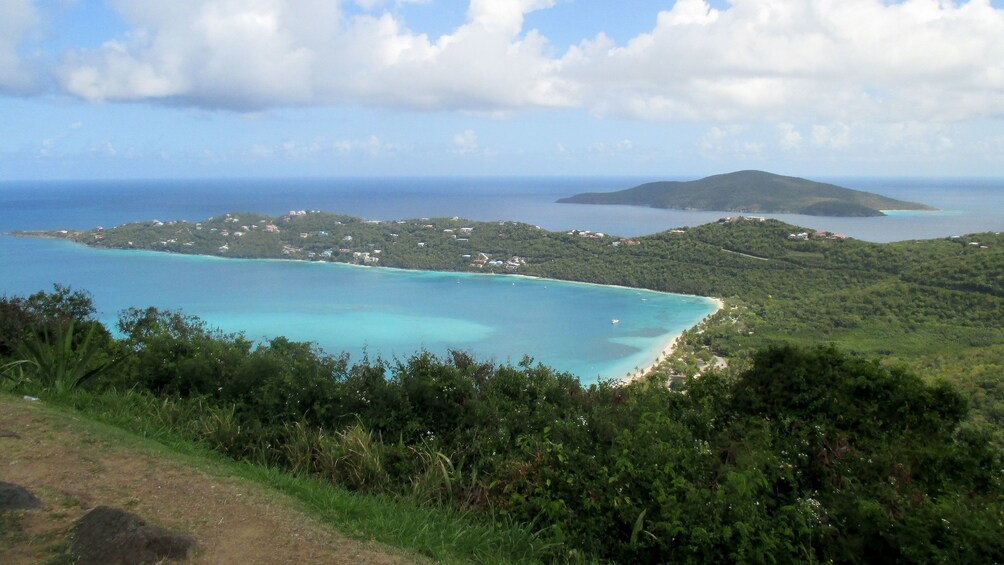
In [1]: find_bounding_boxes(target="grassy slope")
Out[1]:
[0,393,549,564]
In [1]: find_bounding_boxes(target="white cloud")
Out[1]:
[0,0,40,93]
[249,144,274,158]
[57,0,573,111]
[244,135,400,160]
[812,123,851,149]
[736,141,764,158]
[44,0,1004,129]
[698,126,733,153]
[61,0,334,108]
[282,137,324,158]
[874,121,960,156]
[777,123,803,151]
[37,121,84,158]
[38,137,57,157]
[334,135,401,156]
[467,0,555,36]
[452,129,479,154]
[697,125,764,158]
[562,0,1004,123]
[589,138,636,155]
[658,0,720,26]
[354,0,430,12]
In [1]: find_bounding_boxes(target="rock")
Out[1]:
[71,506,196,565]
[0,481,42,510]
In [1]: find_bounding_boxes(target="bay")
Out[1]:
[0,235,716,383]
[2,175,1002,382]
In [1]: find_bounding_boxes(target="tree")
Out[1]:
[1,284,96,355]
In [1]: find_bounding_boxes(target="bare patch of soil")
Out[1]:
[0,397,421,564]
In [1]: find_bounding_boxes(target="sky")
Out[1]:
[2,0,1004,180]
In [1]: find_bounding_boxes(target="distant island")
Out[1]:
[557,170,936,217]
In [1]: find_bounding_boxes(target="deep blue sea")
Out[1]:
[2,176,1002,382]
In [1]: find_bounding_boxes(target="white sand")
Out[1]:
[620,297,724,385]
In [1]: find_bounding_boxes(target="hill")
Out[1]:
[556,170,936,216]
[6,216,1004,563]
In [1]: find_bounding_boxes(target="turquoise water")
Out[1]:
[3,176,1002,382]
[0,236,716,382]
[880,209,962,218]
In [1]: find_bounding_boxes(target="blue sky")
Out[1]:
[2,0,1003,180]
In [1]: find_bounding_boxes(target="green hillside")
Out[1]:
[557,170,936,216]
[22,211,1003,404]
[2,286,1002,564]
[7,213,1004,563]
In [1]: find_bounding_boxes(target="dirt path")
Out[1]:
[0,396,421,564]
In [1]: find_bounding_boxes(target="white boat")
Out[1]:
[611,319,620,325]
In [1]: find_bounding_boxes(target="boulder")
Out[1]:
[0,481,42,511]
[70,505,196,564]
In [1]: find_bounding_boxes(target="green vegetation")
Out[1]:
[30,212,1004,420]
[557,170,935,216]
[1,287,1002,563]
[0,394,545,564]
[11,208,1004,561]
[0,291,548,564]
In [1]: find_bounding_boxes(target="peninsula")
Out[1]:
[557,170,936,216]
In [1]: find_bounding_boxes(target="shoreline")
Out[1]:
[21,233,722,305]
[14,235,725,382]
[619,297,725,386]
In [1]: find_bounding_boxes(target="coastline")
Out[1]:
[25,233,722,307]
[619,297,725,386]
[53,238,729,382]
[7,235,724,382]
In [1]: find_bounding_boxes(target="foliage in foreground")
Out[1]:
[2,287,1002,563]
[42,212,1004,439]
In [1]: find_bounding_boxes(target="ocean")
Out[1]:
[2,176,1002,382]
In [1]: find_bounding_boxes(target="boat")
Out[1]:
[611,319,620,325]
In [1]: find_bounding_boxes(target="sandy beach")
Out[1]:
[620,297,724,385]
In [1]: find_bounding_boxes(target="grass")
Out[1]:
[0,503,75,565]
[0,511,23,544]
[1,390,555,564]
[244,466,555,563]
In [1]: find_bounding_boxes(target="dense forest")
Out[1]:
[2,287,1002,563]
